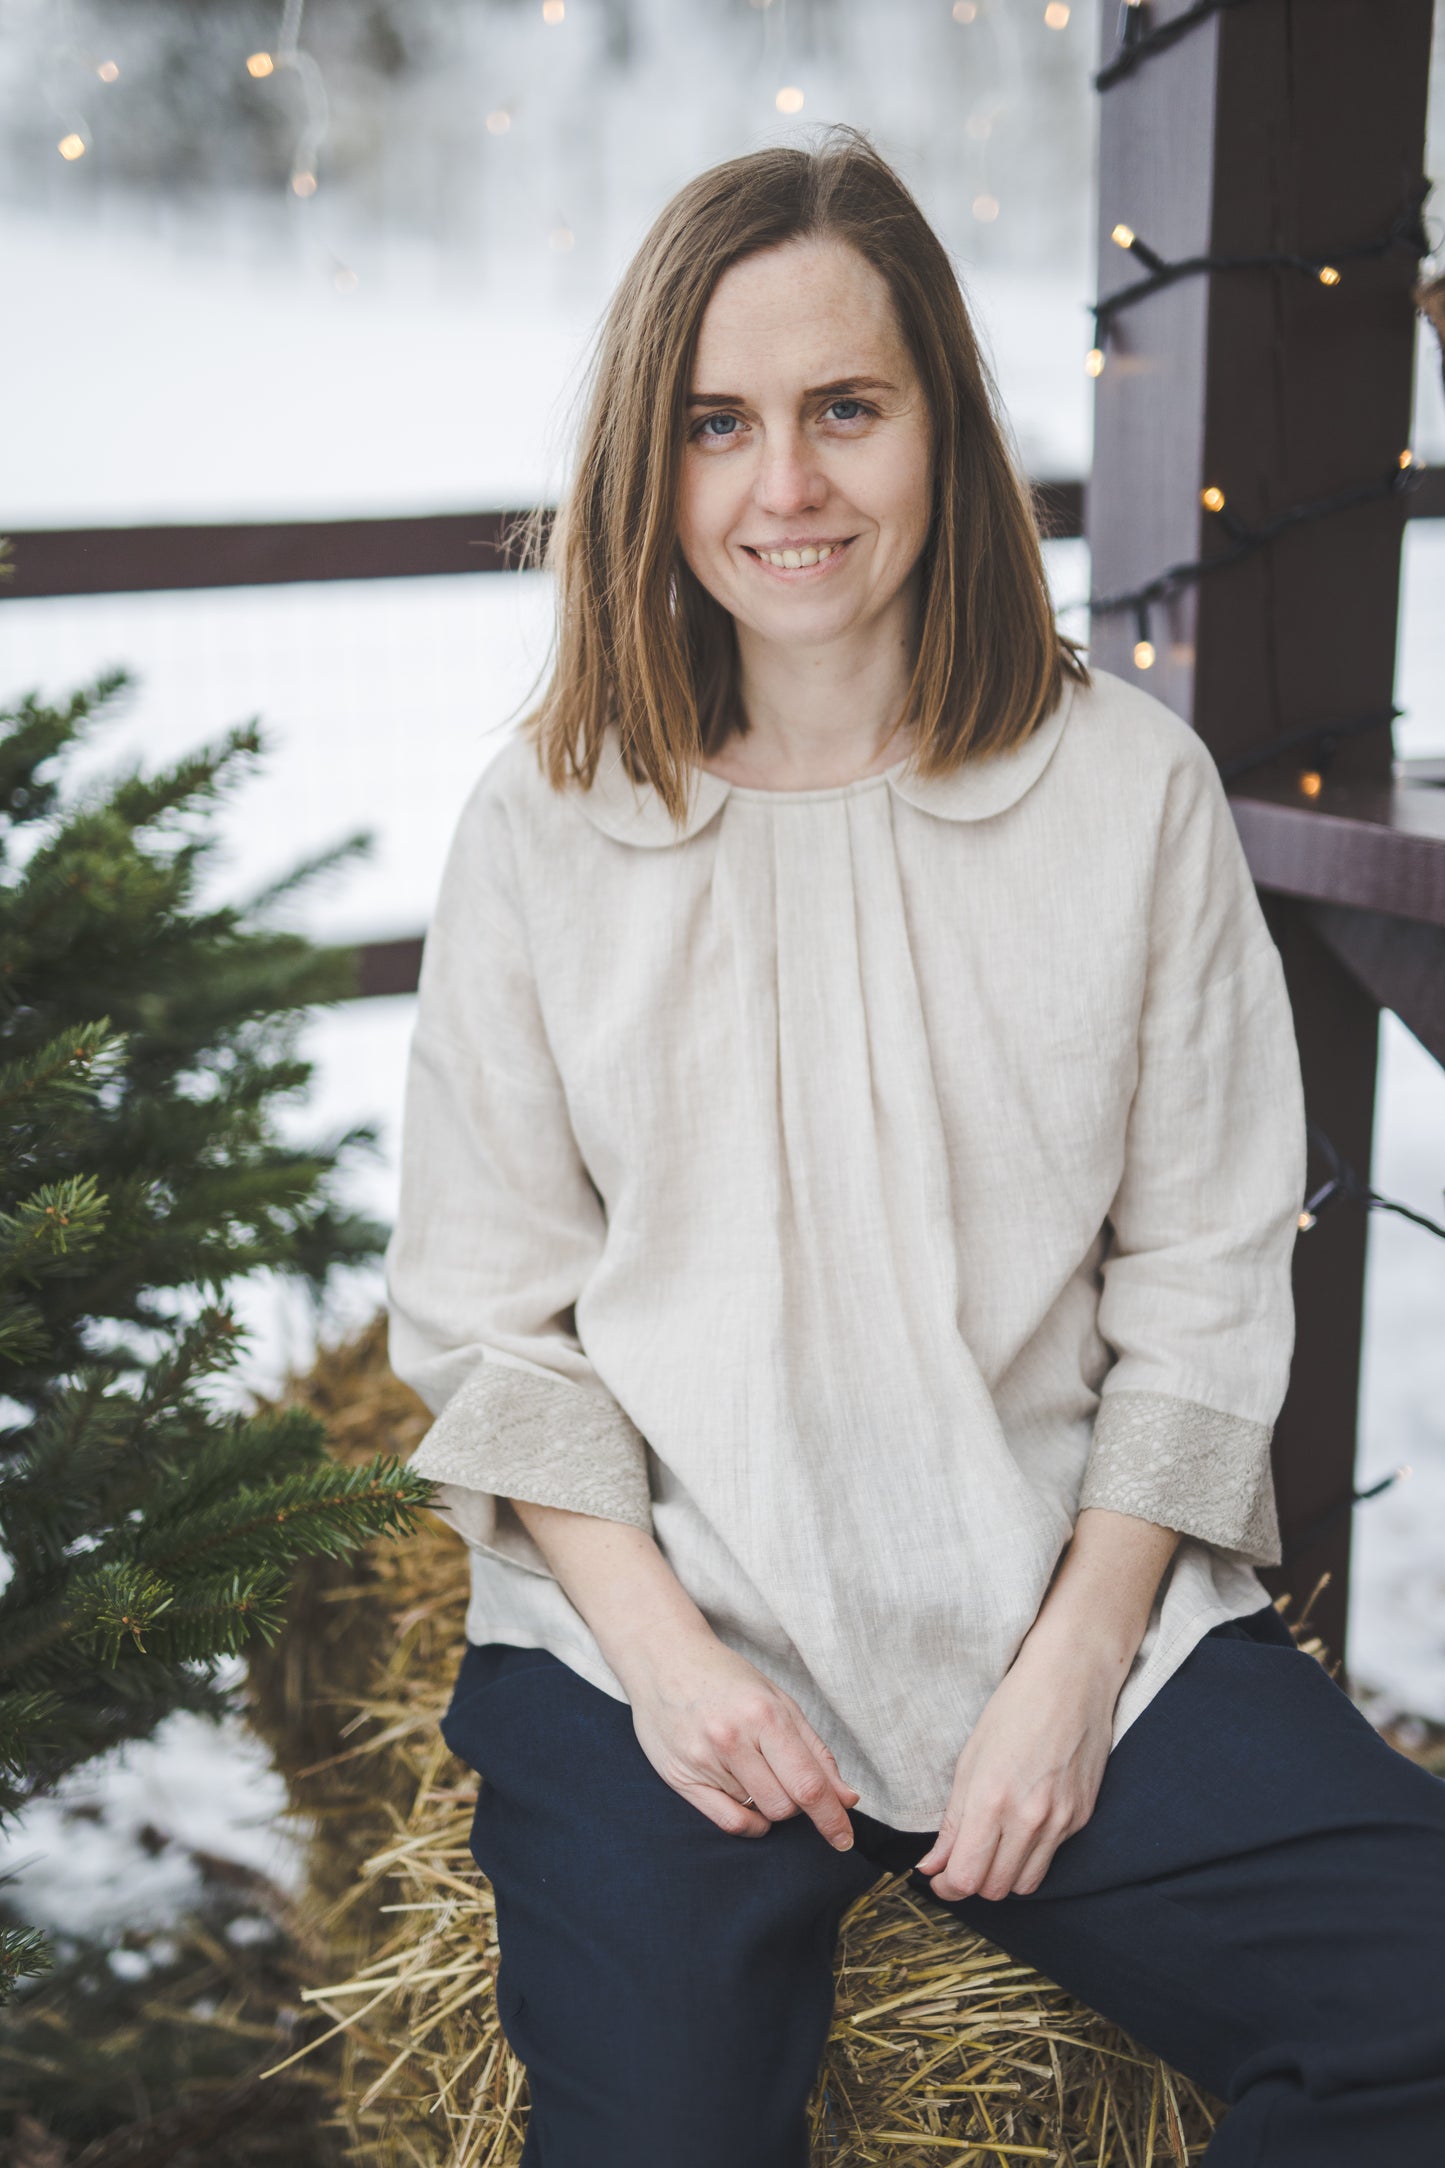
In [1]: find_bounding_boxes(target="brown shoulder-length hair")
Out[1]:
[518,123,1089,825]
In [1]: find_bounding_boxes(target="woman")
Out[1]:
[385,130,1445,2165]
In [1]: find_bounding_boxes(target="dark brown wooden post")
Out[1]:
[1086,0,1435,1664]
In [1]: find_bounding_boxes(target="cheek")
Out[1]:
[676,459,736,565]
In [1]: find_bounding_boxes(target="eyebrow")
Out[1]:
[685,375,900,406]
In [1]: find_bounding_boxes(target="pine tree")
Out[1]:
[0,664,432,1994]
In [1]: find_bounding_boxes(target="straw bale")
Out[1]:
[253,1315,1352,2166]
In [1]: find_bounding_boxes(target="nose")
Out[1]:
[753,423,826,520]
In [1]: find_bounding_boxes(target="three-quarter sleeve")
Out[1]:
[1076,730,1308,1567]
[383,764,653,1580]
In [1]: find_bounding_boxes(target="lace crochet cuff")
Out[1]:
[407,1362,653,1578]
[1077,1388,1281,1567]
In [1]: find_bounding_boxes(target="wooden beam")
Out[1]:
[1229,780,1445,925]
[1304,901,1445,1069]
[5,468,1439,602]
[1087,0,1435,1665]
[0,510,541,599]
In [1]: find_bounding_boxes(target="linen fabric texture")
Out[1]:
[384,665,1309,1827]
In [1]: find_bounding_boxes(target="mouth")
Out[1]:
[741,536,857,579]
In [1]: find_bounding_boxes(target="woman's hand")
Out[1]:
[623,1622,861,1848]
[912,1631,1122,1900]
[916,1507,1181,1901]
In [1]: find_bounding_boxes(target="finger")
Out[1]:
[753,1716,857,1849]
[923,1817,1005,1900]
[973,1816,1040,1902]
[784,1708,862,1803]
[677,1778,772,1838]
[1009,1810,1077,1896]
[724,1744,801,1823]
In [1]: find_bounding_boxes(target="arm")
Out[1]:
[914,1506,1178,1896]
[919,726,1306,1900]
[507,1499,860,1847]
[387,767,855,1845]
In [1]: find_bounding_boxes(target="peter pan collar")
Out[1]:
[574,674,1077,848]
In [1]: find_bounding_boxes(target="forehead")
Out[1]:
[691,239,910,381]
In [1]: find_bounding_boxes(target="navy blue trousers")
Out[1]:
[439,1602,1445,2165]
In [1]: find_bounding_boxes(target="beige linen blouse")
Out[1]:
[384,663,1308,1828]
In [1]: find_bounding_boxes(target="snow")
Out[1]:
[0,0,1441,1938]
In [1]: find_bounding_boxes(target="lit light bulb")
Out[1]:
[246,51,274,78]
[775,85,805,113]
[97,60,119,82]
[1299,770,1323,798]
[1085,347,1105,377]
[1297,1209,1316,1231]
[1399,448,1415,469]
[292,169,318,197]
[1201,485,1226,512]
[58,133,86,160]
[953,1,978,19]
[1133,640,1155,670]
[972,193,1000,223]
[542,0,565,21]
[1317,265,1340,286]
[486,108,512,134]
[1111,222,1135,250]
[1044,3,1071,25]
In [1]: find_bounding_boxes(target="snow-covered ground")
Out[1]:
[1,1,1442,1933]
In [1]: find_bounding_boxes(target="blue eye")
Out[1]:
[695,413,739,439]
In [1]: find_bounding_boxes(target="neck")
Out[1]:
[720,585,921,789]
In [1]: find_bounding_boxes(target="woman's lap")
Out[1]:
[440,1610,1445,2166]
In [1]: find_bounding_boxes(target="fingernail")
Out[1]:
[833,1834,853,1850]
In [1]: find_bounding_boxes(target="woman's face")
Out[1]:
[675,238,934,657]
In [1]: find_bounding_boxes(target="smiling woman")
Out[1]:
[519,125,1079,820]
[385,124,1445,2168]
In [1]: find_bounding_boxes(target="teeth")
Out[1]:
[762,543,837,568]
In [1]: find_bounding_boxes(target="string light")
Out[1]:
[1090,182,1429,353]
[1085,347,1105,377]
[1299,1123,1445,1245]
[1097,0,1252,92]
[57,132,86,161]
[486,108,512,134]
[1200,485,1226,512]
[1132,639,1155,670]
[972,194,1001,224]
[953,2,979,20]
[1045,3,1071,25]
[1298,769,1323,798]
[1080,458,1423,658]
[97,61,119,83]
[251,2,329,201]
[776,85,805,114]
[1215,704,1403,787]
[542,0,566,22]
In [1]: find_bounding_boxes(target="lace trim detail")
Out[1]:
[1078,1388,1281,1566]
[407,1362,653,1563]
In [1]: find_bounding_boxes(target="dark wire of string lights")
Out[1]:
[1299,1123,1445,1245]
[1096,0,1253,93]
[1275,1125,1436,1558]
[1066,454,1421,664]
[1090,179,1432,351]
